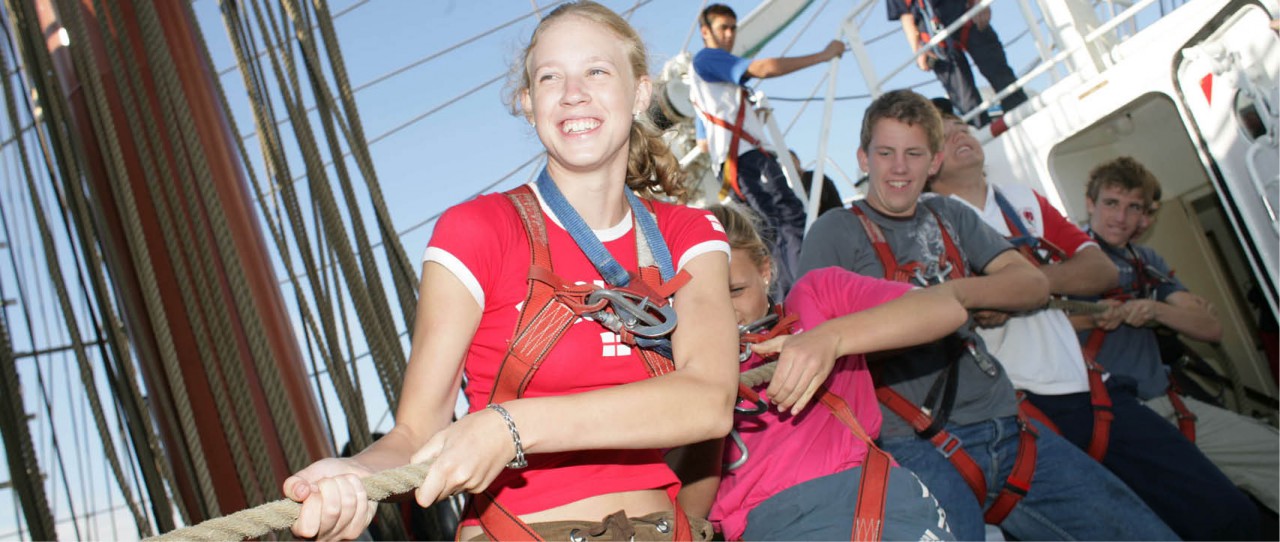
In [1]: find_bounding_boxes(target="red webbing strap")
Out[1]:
[874,384,987,503]
[1166,375,1198,442]
[850,205,966,284]
[479,188,694,540]
[1080,329,1115,461]
[956,20,973,50]
[667,484,695,541]
[817,388,890,542]
[849,205,905,281]
[635,266,684,377]
[740,312,800,347]
[924,207,966,282]
[474,491,545,541]
[491,187,582,404]
[701,90,761,201]
[982,413,1038,525]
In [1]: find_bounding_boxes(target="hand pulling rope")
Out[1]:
[147,462,433,541]
[147,364,782,541]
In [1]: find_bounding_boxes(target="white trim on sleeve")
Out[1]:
[423,246,484,309]
[678,240,731,271]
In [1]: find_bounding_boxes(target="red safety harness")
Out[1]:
[1092,239,1197,443]
[698,90,763,201]
[472,185,695,541]
[904,0,976,53]
[851,204,1038,525]
[734,308,893,541]
[993,193,1114,461]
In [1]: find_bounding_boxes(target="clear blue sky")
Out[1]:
[190,0,1049,262]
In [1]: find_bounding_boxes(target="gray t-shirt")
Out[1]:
[798,196,1019,439]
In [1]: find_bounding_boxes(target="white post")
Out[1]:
[807,11,860,232]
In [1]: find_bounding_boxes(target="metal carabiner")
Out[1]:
[725,429,749,471]
[932,261,954,284]
[585,288,677,338]
[912,261,954,286]
[738,313,780,362]
[735,395,767,415]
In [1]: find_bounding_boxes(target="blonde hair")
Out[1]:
[707,203,770,271]
[506,1,686,200]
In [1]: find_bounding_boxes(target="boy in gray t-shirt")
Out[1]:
[798,89,1175,541]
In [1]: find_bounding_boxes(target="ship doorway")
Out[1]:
[1047,92,1278,413]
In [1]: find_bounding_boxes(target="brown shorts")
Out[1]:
[466,510,715,541]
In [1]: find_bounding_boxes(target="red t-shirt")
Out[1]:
[425,184,729,518]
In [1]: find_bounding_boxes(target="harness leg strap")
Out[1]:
[983,414,1039,525]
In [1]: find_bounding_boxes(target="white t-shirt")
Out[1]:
[948,183,1097,395]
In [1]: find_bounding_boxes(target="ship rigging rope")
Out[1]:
[0,180,85,540]
[6,0,222,525]
[227,0,408,424]
[85,0,276,515]
[13,2,187,523]
[148,361,782,541]
[0,295,57,542]
[217,0,420,535]
[1,1,169,534]
[217,0,379,479]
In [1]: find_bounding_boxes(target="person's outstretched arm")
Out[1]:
[755,282,968,414]
[745,40,845,79]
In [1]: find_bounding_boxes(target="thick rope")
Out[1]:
[245,0,406,413]
[0,293,57,542]
[148,461,433,542]
[8,0,223,519]
[145,356,793,541]
[1046,297,1110,315]
[2,5,154,533]
[123,0,291,499]
[739,360,778,389]
[71,0,268,509]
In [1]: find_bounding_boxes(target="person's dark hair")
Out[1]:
[506,1,686,200]
[700,4,737,28]
[930,96,963,124]
[1086,156,1158,204]
[860,89,944,154]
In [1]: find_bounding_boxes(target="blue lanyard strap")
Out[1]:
[535,167,676,285]
[992,188,1037,248]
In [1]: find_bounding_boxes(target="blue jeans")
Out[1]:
[881,416,1178,541]
[742,464,954,541]
[1026,378,1260,540]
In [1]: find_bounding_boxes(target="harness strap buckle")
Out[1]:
[934,432,964,459]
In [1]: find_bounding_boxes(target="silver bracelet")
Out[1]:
[487,403,528,469]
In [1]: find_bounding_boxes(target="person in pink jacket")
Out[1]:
[695,203,962,540]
